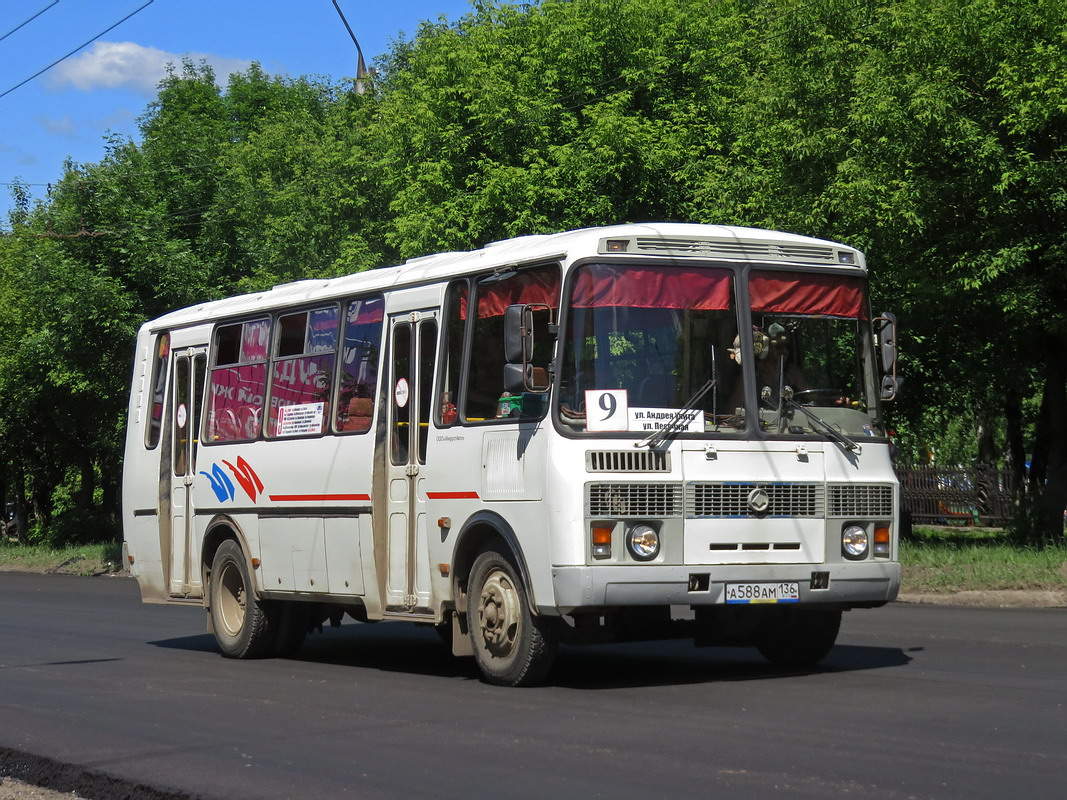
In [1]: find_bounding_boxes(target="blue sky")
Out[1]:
[0,0,474,226]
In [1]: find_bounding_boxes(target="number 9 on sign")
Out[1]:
[585,390,629,432]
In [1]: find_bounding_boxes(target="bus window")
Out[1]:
[417,320,438,463]
[145,332,169,449]
[437,281,468,427]
[206,318,271,442]
[391,323,411,465]
[335,296,383,433]
[462,264,560,422]
[268,306,339,437]
[558,264,740,432]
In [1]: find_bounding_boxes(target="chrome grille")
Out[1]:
[586,450,671,473]
[686,482,824,518]
[587,483,683,518]
[828,484,894,517]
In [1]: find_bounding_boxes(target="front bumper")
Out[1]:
[548,561,900,613]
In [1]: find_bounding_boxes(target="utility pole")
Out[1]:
[332,0,373,94]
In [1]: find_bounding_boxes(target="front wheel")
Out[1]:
[209,539,274,659]
[467,548,557,687]
[756,608,842,668]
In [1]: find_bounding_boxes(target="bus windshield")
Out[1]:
[748,270,883,439]
[557,263,742,433]
[556,263,883,440]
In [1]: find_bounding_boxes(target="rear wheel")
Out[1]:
[756,608,842,668]
[209,540,274,659]
[468,548,557,687]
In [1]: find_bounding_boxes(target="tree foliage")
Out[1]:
[2,0,1066,542]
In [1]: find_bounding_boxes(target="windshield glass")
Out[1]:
[557,263,741,434]
[748,270,883,438]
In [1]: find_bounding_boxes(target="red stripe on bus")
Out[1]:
[268,493,371,502]
[426,491,480,499]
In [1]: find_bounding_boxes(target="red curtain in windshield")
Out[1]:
[749,271,867,319]
[571,265,733,310]
[461,265,560,319]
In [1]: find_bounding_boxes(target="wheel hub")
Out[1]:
[478,569,520,656]
[217,561,247,636]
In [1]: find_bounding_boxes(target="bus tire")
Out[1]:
[756,608,841,668]
[468,547,557,687]
[209,539,273,659]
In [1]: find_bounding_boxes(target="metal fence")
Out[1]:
[896,464,1017,527]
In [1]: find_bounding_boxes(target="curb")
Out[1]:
[897,590,1067,609]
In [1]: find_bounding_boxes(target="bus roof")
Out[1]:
[144,222,865,330]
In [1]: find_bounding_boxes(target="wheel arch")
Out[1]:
[201,515,260,601]
[451,510,537,612]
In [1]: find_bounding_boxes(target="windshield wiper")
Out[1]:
[636,379,715,450]
[784,399,862,454]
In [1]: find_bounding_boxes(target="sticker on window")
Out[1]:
[585,390,629,432]
[395,378,410,408]
[276,403,324,436]
[628,407,702,434]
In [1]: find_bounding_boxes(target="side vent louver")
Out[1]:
[633,237,837,265]
[586,450,671,473]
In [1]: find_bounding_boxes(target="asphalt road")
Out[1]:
[1,572,1064,800]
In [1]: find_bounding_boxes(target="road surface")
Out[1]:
[1,573,1064,799]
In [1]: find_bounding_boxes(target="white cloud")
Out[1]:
[37,115,78,138]
[48,41,254,94]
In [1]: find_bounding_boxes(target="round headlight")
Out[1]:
[842,525,869,560]
[627,524,660,561]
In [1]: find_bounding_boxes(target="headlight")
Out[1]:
[842,525,869,560]
[627,524,660,561]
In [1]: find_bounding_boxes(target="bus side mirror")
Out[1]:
[503,363,527,394]
[876,312,899,401]
[503,304,552,395]
[504,304,530,364]
[876,312,897,372]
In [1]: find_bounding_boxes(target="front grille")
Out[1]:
[586,450,671,473]
[588,483,683,518]
[828,484,894,517]
[686,482,824,518]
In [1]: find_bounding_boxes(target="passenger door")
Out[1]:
[168,347,206,596]
[384,310,438,611]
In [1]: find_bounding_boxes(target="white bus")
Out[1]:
[122,223,900,686]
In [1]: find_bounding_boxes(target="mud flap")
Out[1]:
[451,610,473,657]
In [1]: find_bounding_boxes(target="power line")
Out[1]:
[0,0,156,101]
[15,0,875,193]
[0,1,60,43]
[2,0,878,235]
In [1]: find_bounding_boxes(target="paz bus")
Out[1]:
[122,222,901,686]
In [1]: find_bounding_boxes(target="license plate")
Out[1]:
[725,582,800,604]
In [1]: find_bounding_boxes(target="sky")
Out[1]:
[0,0,474,227]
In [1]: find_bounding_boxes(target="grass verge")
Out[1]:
[901,527,1067,593]
[2,531,1065,594]
[0,541,124,576]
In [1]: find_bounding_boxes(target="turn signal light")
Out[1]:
[874,526,891,557]
[592,525,613,558]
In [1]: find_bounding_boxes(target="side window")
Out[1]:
[463,264,560,422]
[437,282,468,426]
[268,306,339,437]
[145,332,169,449]
[206,318,271,443]
[335,296,384,433]
[417,320,438,462]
